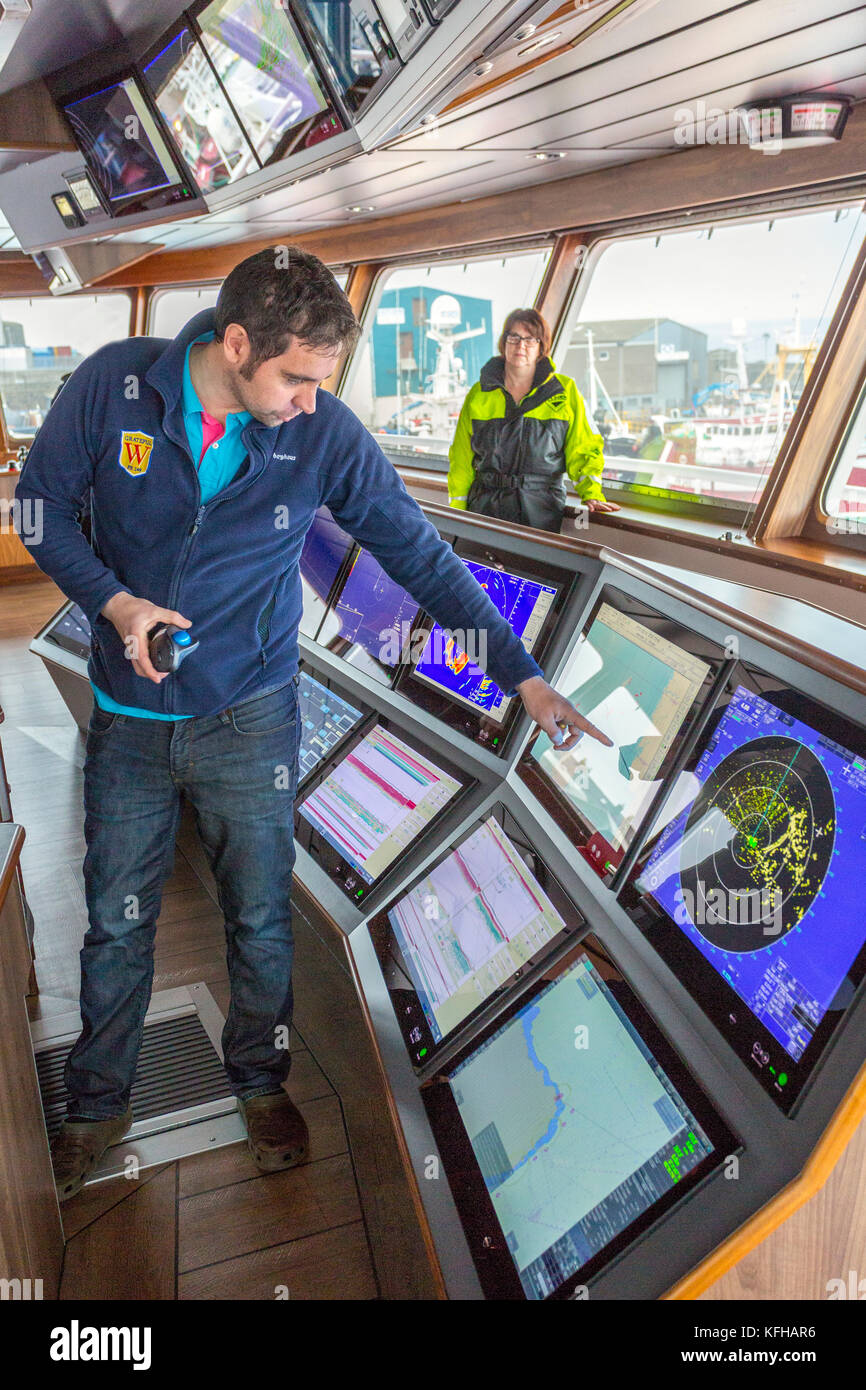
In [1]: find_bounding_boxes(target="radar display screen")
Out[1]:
[43,602,92,661]
[411,559,556,722]
[422,935,737,1299]
[518,595,718,874]
[298,508,354,640]
[297,672,365,786]
[295,722,468,905]
[369,806,583,1067]
[623,677,866,1110]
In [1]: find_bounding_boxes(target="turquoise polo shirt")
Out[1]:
[91,332,252,719]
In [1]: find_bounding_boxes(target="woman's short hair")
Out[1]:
[498,308,551,357]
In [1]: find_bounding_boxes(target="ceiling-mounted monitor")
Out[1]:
[620,672,866,1112]
[287,0,402,119]
[195,0,343,166]
[61,73,196,217]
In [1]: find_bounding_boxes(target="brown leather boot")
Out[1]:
[239,1092,309,1172]
[50,1108,134,1202]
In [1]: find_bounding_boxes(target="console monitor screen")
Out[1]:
[370,808,584,1067]
[63,77,191,209]
[624,677,866,1110]
[422,936,737,1299]
[411,559,557,723]
[44,602,91,661]
[296,724,465,903]
[519,597,716,872]
[297,672,365,785]
[299,508,354,640]
[328,547,420,682]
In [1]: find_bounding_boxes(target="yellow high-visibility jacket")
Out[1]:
[448,356,605,531]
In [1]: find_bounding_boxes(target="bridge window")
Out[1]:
[0,293,131,439]
[340,248,551,453]
[556,205,866,520]
[148,271,349,339]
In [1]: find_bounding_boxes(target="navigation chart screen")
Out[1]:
[331,548,420,669]
[297,725,463,888]
[633,683,866,1102]
[529,602,710,854]
[297,673,364,784]
[412,560,556,722]
[386,816,575,1048]
[442,947,722,1299]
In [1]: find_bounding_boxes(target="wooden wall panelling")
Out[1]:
[0,79,77,154]
[751,236,866,541]
[328,262,378,393]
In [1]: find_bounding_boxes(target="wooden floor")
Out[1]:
[4,575,866,1300]
[2,577,378,1300]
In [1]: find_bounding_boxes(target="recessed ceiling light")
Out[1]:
[420,113,438,125]
[512,23,536,40]
[346,204,375,213]
[473,60,493,76]
[518,31,561,55]
[529,150,566,161]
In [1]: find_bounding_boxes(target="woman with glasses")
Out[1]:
[447,307,619,532]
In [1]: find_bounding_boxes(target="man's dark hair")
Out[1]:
[214,245,359,378]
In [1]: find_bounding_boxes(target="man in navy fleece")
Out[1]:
[16,246,609,1199]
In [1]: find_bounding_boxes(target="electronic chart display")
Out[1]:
[622,673,866,1111]
[369,806,584,1068]
[422,935,738,1299]
[297,671,366,786]
[398,542,568,753]
[325,546,421,687]
[298,508,355,640]
[295,721,469,905]
[519,592,720,877]
[43,602,92,662]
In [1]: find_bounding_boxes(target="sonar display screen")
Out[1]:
[387,817,570,1046]
[332,548,420,668]
[529,603,710,855]
[412,560,556,721]
[298,726,462,886]
[445,949,718,1299]
[297,672,364,784]
[636,685,866,1072]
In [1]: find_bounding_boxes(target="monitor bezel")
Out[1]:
[618,661,866,1115]
[367,800,587,1071]
[294,713,474,908]
[395,538,574,757]
[421,931,741,1300]
[298,508,358,643]
[516,585,725,877]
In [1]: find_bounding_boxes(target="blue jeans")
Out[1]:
[64,678,302,1120]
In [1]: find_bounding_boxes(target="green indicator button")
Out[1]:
[778,1073,788,1086]
[419,1047,427,1058]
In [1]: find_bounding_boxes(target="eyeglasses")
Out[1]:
[504,333,539,345]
